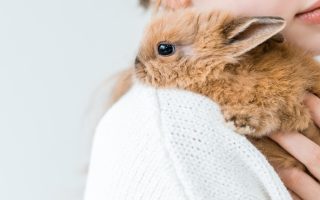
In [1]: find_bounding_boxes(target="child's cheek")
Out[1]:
[193,0,297,24]
[236,0,297,20]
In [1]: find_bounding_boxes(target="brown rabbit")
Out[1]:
[133,9,320,172]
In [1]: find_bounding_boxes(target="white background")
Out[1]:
[0,0,149,200]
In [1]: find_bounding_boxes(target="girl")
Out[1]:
[85,1,320,199]
[143,1,320,199]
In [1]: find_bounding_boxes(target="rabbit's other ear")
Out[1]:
[223,16,286,56]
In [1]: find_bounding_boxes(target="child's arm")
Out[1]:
[84,83,291,200]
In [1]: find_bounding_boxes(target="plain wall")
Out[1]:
[0,0,149,200]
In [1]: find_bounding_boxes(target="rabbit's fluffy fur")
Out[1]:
[133,9,320,171]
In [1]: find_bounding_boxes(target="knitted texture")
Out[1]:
[84,83,291,200]
[158,88,291,200]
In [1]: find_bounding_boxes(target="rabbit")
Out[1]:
[133,9,320,172]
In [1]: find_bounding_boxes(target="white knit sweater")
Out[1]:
[84,83,291,200]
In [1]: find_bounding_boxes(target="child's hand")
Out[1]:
[270,93,320,200]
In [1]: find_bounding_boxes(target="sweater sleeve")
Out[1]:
[84,83,291,200]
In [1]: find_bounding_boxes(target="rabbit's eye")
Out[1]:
[157,43,175,56]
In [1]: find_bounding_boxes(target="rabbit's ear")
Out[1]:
[223,16,286,56]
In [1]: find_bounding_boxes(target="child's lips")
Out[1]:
[296,1,320,24]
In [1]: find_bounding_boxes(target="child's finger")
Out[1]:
[270,132,320,182]
[288,190,302,200]
[278,168,320,200]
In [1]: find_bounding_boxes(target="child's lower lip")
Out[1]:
[296,7,320,24]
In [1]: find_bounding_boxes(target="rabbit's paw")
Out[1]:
[224,112,258,135]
